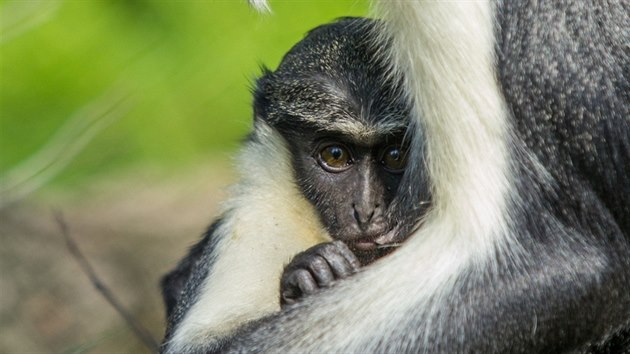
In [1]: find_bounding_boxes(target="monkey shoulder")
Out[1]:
[161,219,224,328]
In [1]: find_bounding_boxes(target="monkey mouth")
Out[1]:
[350,227,400,251]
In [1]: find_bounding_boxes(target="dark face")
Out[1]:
[286,131,409,253]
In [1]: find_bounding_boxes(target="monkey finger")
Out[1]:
[325,254,355,279]
[293,269,318,296]
[307,256,335,287]
[331,241,361,272]
[317,244,356,279]
[280,288,299,306]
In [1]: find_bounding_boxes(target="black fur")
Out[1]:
[160,219,224,346]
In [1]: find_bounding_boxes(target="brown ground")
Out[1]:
[0,161,235,353]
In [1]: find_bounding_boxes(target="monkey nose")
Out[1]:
[352,203,378,226]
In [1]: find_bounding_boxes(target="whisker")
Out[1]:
[376,243,404,249]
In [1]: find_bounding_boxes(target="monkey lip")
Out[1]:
[351,230,399,251]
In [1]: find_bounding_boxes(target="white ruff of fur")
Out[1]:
[166,123,330,353]
[265,1,514,351]
[379,0,512,258]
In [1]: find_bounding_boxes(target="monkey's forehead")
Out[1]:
[307,118,409,145]
[260,76,409,140]
[260,114,408,146]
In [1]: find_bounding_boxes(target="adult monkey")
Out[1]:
[165,0,629,352]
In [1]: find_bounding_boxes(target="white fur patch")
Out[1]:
[166,123,330,353]
[377,1,512,254]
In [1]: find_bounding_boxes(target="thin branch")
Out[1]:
[54,211,159,352]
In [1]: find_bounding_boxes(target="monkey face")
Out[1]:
[286,131,409,256]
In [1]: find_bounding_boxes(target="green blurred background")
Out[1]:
[0,1,368,352]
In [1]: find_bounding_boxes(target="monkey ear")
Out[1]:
[252,69,275,124]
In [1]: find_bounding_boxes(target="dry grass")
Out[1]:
[0,161,235,353]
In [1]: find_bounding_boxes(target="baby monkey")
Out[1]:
[265,19,424,306]
[161,18,428,350]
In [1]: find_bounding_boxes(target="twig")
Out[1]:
[54,211,159,352]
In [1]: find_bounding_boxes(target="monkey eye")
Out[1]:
[317,144,352,172]
[381,145,407,172]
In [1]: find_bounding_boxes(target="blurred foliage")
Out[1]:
[0,0,368,188]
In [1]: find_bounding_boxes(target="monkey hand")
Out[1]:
[280,240,360,307]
